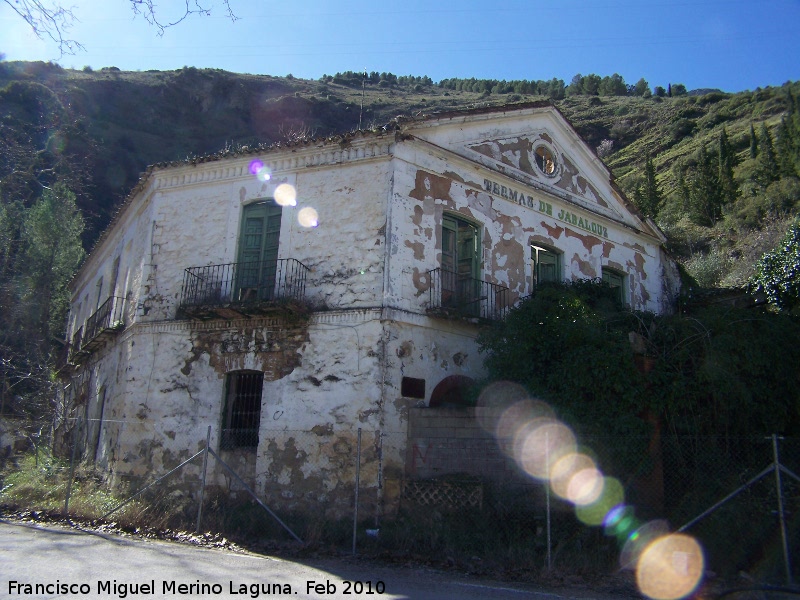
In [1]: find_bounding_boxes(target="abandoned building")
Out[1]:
[57,102,679,518]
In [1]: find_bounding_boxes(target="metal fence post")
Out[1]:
[352,427,362,556]
[196,426,211,534]
[771,435,793,585]
[64,416,80,515]
[546,429,552,570]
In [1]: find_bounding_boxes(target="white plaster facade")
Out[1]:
[58,103,678,518]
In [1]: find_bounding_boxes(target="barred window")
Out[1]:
[221,371,263,449]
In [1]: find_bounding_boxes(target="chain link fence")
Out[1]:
[2,416,798,583]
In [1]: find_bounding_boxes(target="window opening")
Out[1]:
[429,375,475,408]
[441,215,481,314]
[221,371,263,449]
[95,277,104,309]
[602,267,626,306]
[237,201,282,302]
[532,245,561,286]
[401,377,426,399]
[92,387,107,463]
[110,256,121,298]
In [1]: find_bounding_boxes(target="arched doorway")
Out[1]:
[429,375,475,408]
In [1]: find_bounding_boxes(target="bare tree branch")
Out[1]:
[129,0,237,35]
[2,0,84,55]
[5,0,238,55]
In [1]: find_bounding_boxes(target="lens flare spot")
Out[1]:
[494,399,554,450]
[249,159,264,175]
[47,131,67,153]
[566,467,605,506]
[476,381,542,435]
[549,453,597,502]
[515,419,576,480]
[604,505,640,542]
[604,504,628,528]
[274,183,297,206]
[576,477,625,526]
[249,159,271,181]
[636,533,704,600]
[620,519,670,570]
[298,207,319,228]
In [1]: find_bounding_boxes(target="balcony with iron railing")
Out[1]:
[178,258,310,320]
[68,296,126,363]
[426,268,510,322]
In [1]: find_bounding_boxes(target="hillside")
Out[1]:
[1,60,799,285]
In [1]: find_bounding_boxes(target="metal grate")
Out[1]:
[401,479,483,509]
[221,371,263,449]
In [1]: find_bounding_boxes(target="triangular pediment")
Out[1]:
[402,105,657,236]
[465,132,613,211]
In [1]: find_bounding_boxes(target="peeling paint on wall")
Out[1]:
[409,170,453,203]
[184,324,308,380]
[58,104,677,520]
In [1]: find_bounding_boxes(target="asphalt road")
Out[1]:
[0,520,635,599]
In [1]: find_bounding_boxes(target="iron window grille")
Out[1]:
[221,371,263,449]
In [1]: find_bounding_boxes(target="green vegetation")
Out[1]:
[478,281,800,439]
[0,451,156,525]
[476,280,800,577]
[749,217,800,311]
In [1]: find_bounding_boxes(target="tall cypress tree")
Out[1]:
[641,156,663,219]
[689,145,722,226]
[775,92,800,177]
[756,123,779,187]
[718,127,738,206]
[749,123,758,159]
[775,117,796,178]
[675,162,691,212]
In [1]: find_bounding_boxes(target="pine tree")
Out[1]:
[641,156,663,218]
[749,123,758,159]
[774,92,800,177]
[688,145,722,226]
[675,162,691,212]
[20,183,85,347]
[756,123,779,187]
[775,117,796,178]
[718,127,738,206]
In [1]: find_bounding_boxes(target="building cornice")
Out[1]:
[150,137,395,192]
[70,134,395,289]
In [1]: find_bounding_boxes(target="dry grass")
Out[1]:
[0,450,190,529]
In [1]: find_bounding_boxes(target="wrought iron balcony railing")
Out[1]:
[68,297,126,363]
[178,258,310,319]
[426,268,510,321]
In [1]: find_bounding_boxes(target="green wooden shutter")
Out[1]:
[602,268,625,306]
[532,246,561,286]
[237,201,282,301]
[441,215,480,311]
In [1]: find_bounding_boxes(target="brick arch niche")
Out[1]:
[428,375,475,408]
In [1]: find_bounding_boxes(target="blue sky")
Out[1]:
[1,0,798,92]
